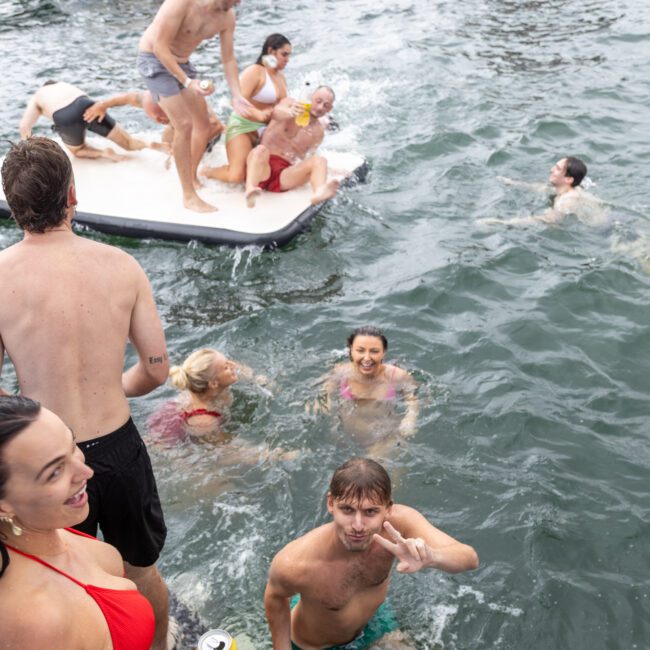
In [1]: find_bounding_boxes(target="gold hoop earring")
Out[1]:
[0,516,23,537]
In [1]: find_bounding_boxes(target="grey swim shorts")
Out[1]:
[136,51,198,101]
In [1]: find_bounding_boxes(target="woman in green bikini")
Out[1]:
[201,33,293,184]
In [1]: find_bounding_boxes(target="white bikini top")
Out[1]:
[251,69,278,104]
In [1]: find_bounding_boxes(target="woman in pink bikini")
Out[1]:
[318,326,419,451]
[0,396,154,650]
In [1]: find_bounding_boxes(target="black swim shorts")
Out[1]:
[74,418,167,567]
[51,95,116,146]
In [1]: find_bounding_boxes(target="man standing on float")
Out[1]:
[138,0,253,213]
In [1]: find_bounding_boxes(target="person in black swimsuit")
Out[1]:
[19,80,168,160]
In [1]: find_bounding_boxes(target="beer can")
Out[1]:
[197,629,237,650]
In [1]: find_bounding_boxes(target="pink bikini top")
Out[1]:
[339,367,398,401]
[5,528,154,650]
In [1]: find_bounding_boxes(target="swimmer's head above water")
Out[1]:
[346,326,388,378]
[550,156,587,190]
[169,348,238,396]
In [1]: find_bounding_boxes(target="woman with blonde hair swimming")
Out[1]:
[148,347,267,444]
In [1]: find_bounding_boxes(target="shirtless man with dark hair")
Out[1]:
[0,137,172,649]
[480,156,608,227]
[264,458,479,649]
[138,0,252,213]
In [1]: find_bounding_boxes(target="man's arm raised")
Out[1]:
[122,262,169,397]
[375,505,479,574]
[264,551,298,650]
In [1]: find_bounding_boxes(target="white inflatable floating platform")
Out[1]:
[0,140,367,248]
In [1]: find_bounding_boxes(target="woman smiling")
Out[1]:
[0,396,154,649]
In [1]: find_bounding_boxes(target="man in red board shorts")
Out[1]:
[245,86,340,207]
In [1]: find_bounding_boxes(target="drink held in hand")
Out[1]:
[295,82,312,127]
[199,79,214,92]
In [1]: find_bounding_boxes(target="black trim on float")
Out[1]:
[0,159,369,249]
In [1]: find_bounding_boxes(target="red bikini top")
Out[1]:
[5,528,154,650]
[182,407,222,421]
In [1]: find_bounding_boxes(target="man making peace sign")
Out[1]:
[264,458,479,649]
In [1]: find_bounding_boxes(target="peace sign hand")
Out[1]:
[373,521,434,574]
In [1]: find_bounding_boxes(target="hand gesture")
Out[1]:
[288,99,304,118]
[373,521,434,574]
[83,102,106,123]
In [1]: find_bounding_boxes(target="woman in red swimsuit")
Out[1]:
[316,326,419,452]
[148,347,269,444]
[0,396,154,649]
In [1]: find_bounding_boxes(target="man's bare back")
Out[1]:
[0,230,167,441]
[139,0,236,60]
[24,81,85,119]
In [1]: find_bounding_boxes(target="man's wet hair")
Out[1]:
[43,80,57,86]
[1,137,73,233]
[564,156,587,187]
[329,458,392,506]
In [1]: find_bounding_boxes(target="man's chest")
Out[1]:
[308,557,392,611]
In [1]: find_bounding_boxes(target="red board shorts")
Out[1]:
[259,154,292,193]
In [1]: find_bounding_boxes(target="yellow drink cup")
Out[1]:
[295,103,311,127]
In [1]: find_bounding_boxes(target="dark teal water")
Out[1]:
[1,1,650,648]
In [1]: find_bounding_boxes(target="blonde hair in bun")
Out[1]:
[169,348,218,395]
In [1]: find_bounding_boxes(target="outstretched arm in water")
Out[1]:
[496,176,550,193]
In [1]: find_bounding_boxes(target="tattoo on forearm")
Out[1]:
[148,353,168,365]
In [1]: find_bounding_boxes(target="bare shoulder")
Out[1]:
[385,364,413,384]
[78,236,143,271]
[68,529,124,577]
[271,524,330,582]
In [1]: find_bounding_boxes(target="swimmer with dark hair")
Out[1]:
[19,81,169,161]
[312,326,419,454]
[479,156,610,227]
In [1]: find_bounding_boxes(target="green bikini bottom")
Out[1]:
[224,111,265,144]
